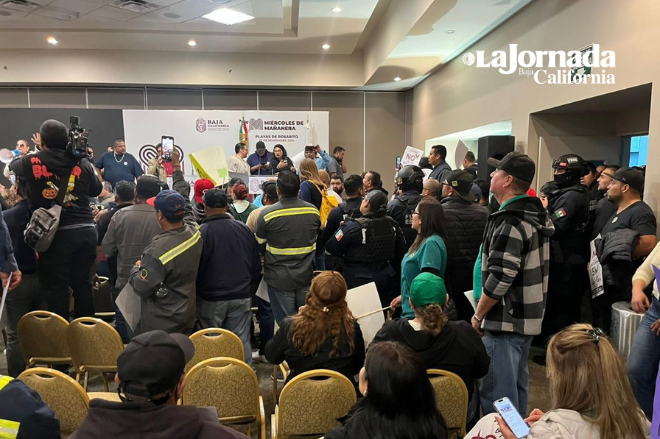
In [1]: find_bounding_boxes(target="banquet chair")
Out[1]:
[427,369,468,439]
[67,317,125,391]
[18,367,89,436]
[17,311,71,369]
[185,328,244,372]
[271,369,356,439]
[183,357,265,439]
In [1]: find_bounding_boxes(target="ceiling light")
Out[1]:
[444,29,457,34]
[188,40,197,47]
[394,77,402,82]
[331,7,342,12]
[47,37,58,45]
[322,44,330,50]
[202,8,254,25]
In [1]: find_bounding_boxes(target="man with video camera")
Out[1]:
[10,119,102,320]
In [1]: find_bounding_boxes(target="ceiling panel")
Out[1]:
[87,5,143,21]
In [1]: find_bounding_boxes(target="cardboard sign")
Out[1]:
[188,147,229,186]
[345,282,385,348]
[400,146,424,167]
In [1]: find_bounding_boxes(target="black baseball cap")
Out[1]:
[117,330,194,399]
[444,169,475,202]
[203,188,229,208]
[604,167,645,193]
[304,145,315,151]
[487,152,535,184]
[136,175,162,199]
[148,190,186,221]
[256,141,266,150]
[261,180,278,198]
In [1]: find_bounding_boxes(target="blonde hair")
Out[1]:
[415,304,448,337]
[299,158,325,188]
[546,324,647,439]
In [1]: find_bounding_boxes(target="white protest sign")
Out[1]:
[249,177,273,195]
[345,282,385,348]
[116,282,141,331]
[401,146,424,166]
[588,235,604,298]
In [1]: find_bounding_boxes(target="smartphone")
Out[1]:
[396,155,402,170]
[161,136,174,161]
[493,397,530,438]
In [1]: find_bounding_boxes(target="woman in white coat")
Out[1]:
[469,323,651,439]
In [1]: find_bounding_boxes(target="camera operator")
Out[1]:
[10,119,102,320]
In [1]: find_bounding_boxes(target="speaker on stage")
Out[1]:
[477,135,515,182]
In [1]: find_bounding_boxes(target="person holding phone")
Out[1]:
[247,141,274,175]
[469,324,651,439]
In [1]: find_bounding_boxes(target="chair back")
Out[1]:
[17,311,71,367]
[277,370,356,438]
[427,369,468,437]
[67,317,124,371]
[186,328,244,372]
[183,357,259,422]
[18,368,89,434]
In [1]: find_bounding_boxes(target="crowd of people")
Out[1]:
[0,118,657,439]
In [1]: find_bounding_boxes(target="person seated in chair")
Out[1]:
[70,330,248,439]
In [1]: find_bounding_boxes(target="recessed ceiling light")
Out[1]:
[394,77,402,82]
[47,37,58,45]
[444,29,457,34]
[202,8,254,25]
[188,40,197,47]
[163,12,181,19]
[322,44,330,50]
[331,7,342,12]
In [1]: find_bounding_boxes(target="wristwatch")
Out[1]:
[472,314,483,323]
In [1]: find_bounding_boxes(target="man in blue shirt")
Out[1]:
[303,145,332,171]
[96,139,144,187]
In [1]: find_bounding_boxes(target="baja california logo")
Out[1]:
[195,118,207,133]
[462,43,615,85]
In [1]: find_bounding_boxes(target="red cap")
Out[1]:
[193,179,215,204]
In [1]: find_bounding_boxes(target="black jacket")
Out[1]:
[372,319,489,399]
[265,317,365,385]
[10,149,102,227]
[597,228,640,294]
[592,196,617,240]
[2,200,36,273]
[387,190,421,248]
[440,197,489,296]
[69,399,248,439]
[547,185,590,265]
[196,214,261,302]
[323,197,363,244]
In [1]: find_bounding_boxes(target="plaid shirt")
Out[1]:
[481,195,554,335]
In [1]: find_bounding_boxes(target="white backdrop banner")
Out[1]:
[122,110,329,183]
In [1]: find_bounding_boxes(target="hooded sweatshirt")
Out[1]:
[69,399,249,439]
[371,319,490,400]
[481,195,554,336]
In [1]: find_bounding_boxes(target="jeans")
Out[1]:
[111,286,129,343]
[267,285,308,325]
[628,296,660,420]
[256,296,274,355]
[196,297,253,366]
[37,227,97,320]
[480,331,533,415]
[5,273,47,377]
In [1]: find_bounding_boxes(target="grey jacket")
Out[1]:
[129,222,202,335]
[102,203,161,290]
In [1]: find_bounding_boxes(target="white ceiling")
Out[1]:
[0,0,535,88]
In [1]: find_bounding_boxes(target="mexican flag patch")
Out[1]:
[555,208,567,218]
[335,229,344,241]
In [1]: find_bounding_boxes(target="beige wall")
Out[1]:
[0,49,364,88]
[411,0,660,219]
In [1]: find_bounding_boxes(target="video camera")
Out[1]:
[67,115,90,158]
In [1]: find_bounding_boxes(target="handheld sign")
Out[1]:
[400,146,424,167]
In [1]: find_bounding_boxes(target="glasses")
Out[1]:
[412,212,420,216]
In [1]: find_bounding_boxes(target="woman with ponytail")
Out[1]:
[326,190,407,306]
[489,323,650,439]
[372,272,489,423]
[265,271,365,385]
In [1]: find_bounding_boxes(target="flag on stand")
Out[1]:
[239,114,248,145]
